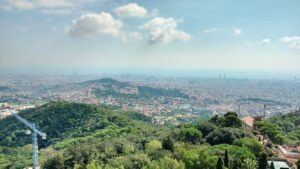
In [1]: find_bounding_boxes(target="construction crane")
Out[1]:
[12,112,46,169]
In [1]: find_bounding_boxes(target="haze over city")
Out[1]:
[0,0,299,78]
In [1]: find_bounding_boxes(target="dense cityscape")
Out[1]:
[1,74,299,125]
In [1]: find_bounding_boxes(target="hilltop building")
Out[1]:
[278,145,300,160]
[268,159,292,169]
[241,116,255,129]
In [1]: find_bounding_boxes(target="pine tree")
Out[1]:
[224,150,229,168]
[217,157,224,169]
[162,136,174,152]
[258,153,268,169]
[269,161,275,169]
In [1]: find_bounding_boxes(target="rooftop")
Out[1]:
[241,116,255,128]
[268,160,291,169]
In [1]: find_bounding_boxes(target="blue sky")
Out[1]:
[0,0,299,78]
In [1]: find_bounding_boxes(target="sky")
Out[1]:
[0,0,299,78]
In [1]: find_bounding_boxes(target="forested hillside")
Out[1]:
[255,112,300,144]
[0,102,291,169]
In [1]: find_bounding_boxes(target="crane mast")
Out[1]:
[12,112,46,169]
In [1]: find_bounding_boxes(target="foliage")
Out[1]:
[196,120,217,137]
[224,150,229,168]
[182,147,218,169]
[258,153,268,169]
[142,157,184,169]
[137,86,189,99]
[223,112,242,128]
[296,159,300,169]
[94,86,189,100]
[1,102,295,169]
[177,125,203,144]
[255,112,300,144]
[205,127,248,145]
[209,112,242,128]
[241,158,258,169]
[216,157,224,169]
[233,138,263,157]
[162,136,174,152]
[207,144,256,168]
[0,101,146,148]
[42,154,65,169]
[122,111,152,123]
[254,121,286,144]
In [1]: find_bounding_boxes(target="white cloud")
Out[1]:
[140,17,191,44]
[41,9,71,15]
[281,36,300,48]
[3,0,34,10]
[260,38,270,45]
[1,0,95,12]
[202,28,220,33]
[66,12,123,38]
[38,0,74,9]
[233,28,242,35]
[149,8,159,17]
[121,32,143,42]
[114,3,147,18]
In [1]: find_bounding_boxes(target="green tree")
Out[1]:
[209,115,225,127]
[183,148,218,169]
[208,144,255,168]
[197,121,217,137]
[179,126,202,144]
[205,128,246,145]
[296,159,300,169]
[269,161,275,169]
[224,150,229,168]
[162,136,174,152]
[224,112,242,128]
[142,157,184,169]
[87,161,102,169]
[242,158,257,169]
[216,157,224,169]
[255,121,286,144]
[42,154,64,169]
[233,138,263,157]
[258,153,268,169]
[145,140,162,152]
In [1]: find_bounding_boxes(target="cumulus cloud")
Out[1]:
[66,12,123,38]
[260,38,270,45]
[140,17,191,44]
[281,36,300,48]
[114,3,147,18]
[233,27,242,35]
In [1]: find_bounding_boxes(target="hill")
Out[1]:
[0,102,151,148]
[79,78,130,88]
[255,112,300,144]
[0,102,286,169]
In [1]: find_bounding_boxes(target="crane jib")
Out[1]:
[12,112,47,169]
